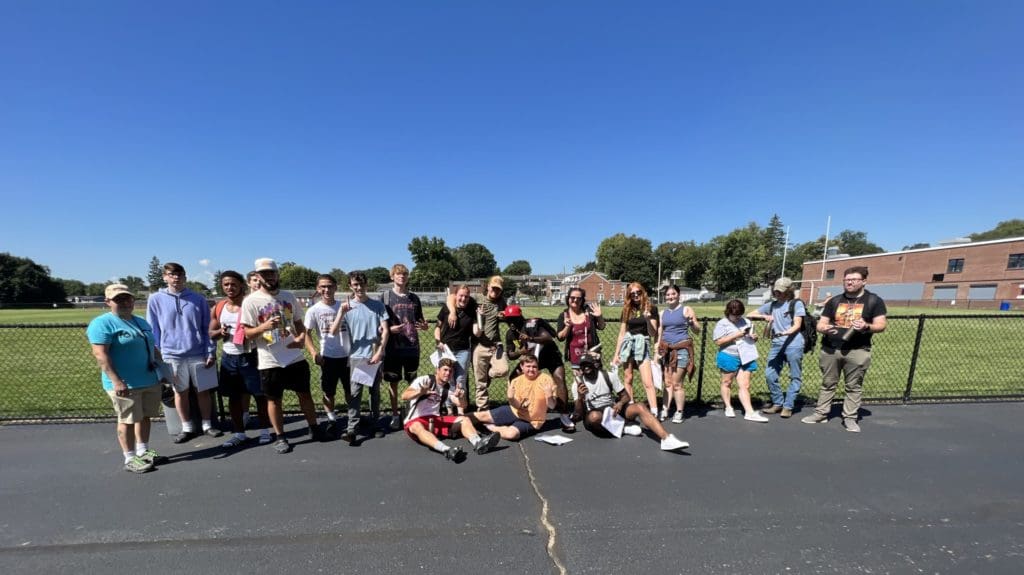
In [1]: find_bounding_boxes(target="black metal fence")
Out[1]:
[1,314,1022,422]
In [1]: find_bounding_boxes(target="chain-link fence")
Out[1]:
[1,314,1022,422]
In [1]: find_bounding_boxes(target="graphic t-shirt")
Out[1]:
[382,290,424,355]
[404,374,448,421]
[572,369,625,412]
[241,290,306,369]
[305,301,351,358]
[821,290,887,350]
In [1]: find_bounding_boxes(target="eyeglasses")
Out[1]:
[844,278,864,283]
[568,296,582,301]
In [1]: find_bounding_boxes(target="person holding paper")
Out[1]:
[329,271,389,444]
[241,258,324,454]
[401,358,500,462]
[712,300,769,423]
[571,354,689,451]
[304,274,353,438]
[467,354,555,440]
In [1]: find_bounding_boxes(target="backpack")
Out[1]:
[788,299,818,353]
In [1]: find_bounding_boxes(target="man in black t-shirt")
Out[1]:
[802,266,887,433]
[380,264,428,430]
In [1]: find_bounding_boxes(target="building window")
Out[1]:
[947,258,964,273]
[825,270,835,280]
[932,273,945,282]
[1009,253,1024,270]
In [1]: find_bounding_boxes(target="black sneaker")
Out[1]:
[340,432,357,445]
[374,429,386,439]
[172,431,193,444]
[310,426,328,442]
[474,432,500,455]
[273,439,292,454]
[444,446,464,462]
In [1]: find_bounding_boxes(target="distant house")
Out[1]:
[555,272,629,306]
[747,287,772,306]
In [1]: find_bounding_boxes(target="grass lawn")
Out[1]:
[1,304,1021,419]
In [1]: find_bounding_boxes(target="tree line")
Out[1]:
[2,218,1020,304]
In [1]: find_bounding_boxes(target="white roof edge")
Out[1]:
[803,236,1024,265]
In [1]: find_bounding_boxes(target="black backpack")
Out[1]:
[788,299,818,353]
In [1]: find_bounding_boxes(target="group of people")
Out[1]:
[87,259,885,473]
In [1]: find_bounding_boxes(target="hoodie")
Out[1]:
[146,288,214,360]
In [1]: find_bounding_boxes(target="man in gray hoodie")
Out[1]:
[147,262,219,443]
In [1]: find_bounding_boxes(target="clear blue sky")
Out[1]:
[2,1,1021,285]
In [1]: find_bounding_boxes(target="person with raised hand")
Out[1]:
[612,282,659,414]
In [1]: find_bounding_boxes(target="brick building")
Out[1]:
[799,237,1024,309]
[556,272,630,306]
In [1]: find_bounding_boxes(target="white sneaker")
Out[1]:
[623,424,643,436]
[660,434,690,451]
[724,407,736,418]
[658,408,667,422]
[744,411,769,423]
[671,411,684,424]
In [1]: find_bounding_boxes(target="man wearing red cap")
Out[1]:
[503,305,574,432]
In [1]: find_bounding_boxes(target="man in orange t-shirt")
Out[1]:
[467,354,556,440]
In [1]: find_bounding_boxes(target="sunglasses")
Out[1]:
[630,291,642,296]
[568,296,582,301]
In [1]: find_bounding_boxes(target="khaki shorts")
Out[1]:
[107,385,162,424]
[166,356,219,393]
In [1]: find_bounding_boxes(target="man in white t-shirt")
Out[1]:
[304,273,352,437]
[240,258,323,454]
[401,358,500,462]
[572,354,689,451]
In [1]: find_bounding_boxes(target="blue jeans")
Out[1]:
[450,349,471,410]
[765,337,803,409]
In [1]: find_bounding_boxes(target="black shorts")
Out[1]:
[319,356,350,397]
[381,352,419,383]
[260,360,311,399]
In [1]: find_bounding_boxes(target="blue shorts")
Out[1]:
[716,351,758,373]
[219,351,263,397]
[487,405,538,438]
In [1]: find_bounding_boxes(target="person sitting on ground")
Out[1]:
[503,305,575,432]
[467,354,556,440]
[571,353,690,451]
[401,358,501,462]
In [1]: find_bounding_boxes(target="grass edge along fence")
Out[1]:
[1,314,1022,422]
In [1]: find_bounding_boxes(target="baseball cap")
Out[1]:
[502,304,523,318]
[773,277,794,292]
[254,258,278,272]
[105,284,133,300]
[487,275,504,291]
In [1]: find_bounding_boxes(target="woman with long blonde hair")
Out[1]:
[611,282,659,414]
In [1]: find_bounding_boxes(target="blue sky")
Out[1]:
[1,1,1021,285]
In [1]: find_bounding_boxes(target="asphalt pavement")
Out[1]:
[2,402,1022,574]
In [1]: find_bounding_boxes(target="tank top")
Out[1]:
[568,321,589,364]
[661,306,690,344]
[219,306,247,355]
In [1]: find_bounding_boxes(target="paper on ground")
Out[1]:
[350,358,380,387]
[534,434,573,445]
[601,406,626,438]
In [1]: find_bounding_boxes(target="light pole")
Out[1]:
[657,260,662,304]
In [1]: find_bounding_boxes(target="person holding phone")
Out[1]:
[713,299,768,422]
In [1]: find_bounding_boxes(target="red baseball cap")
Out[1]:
[502,305,523,318]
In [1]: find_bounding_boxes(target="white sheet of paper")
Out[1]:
[601,406,626,438]
[350,358,380,387]
[651,362,664,390]
[737,338,759,364]
[429,345,457,368]
[533,434,573,446]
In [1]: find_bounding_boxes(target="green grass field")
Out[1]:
[1,305,1021,419]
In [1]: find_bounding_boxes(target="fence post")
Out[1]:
[903,315,926,403]
[695,320,708,405]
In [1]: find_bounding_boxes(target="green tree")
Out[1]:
[85,282,107,297]
[326,268,349,290]
[118,276,147,294]
[186,281,212,296]
[278,263,320,290]
[408,236,458,267]
[58,278,87,296]
[704,224,765,293]
[147,256,166,291]
[0,253,68,303]
[502,260,532,276]
[835,229,884,256]
[902,242,930,250]
[409,260,461,290]
[654,241,710,289]
[970,219,1024,241]
[572,261,597,274]
[452,243,498,279]
[364,266,392,290]
[595,233,657,289]
[760,215,786,285]
[787,236,826,280]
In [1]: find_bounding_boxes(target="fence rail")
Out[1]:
[1,314,1022,421]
